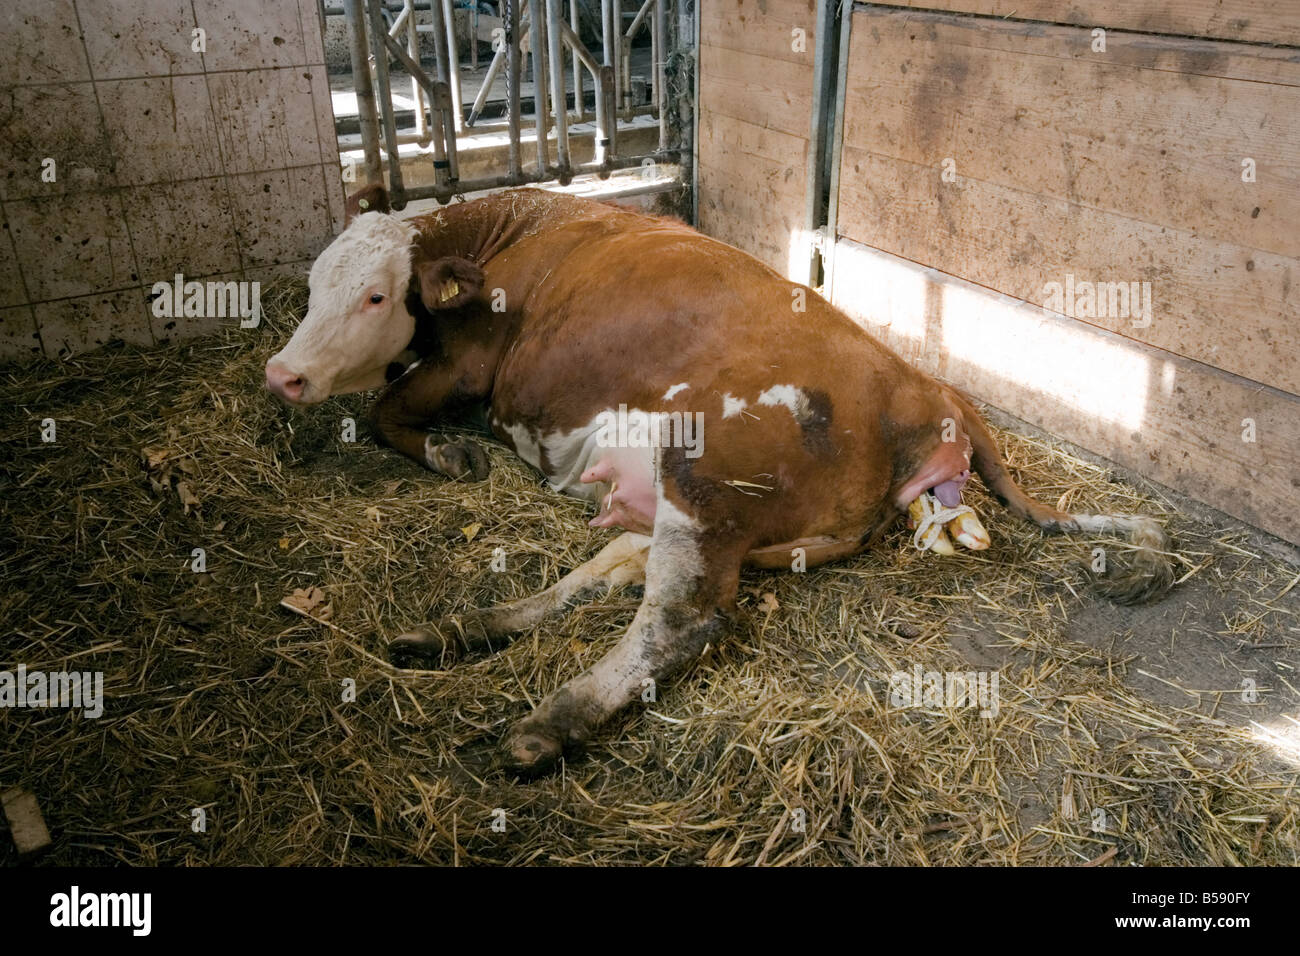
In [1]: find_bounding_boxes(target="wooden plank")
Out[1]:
[698,43,814,139]
[829,237,1300,544]
[700,0,818,65]
[871,0,1300,47]
[697,0,815,279]
[2,788,52,857]
[697,118,807,275]
[700,109,809,176]
[836,144,1300,397]
[843,10,1300,257]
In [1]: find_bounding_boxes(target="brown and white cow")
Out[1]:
[266,184,1173,775]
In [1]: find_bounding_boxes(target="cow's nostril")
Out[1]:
[266,362,307,402]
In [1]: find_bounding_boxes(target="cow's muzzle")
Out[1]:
[265,360,306,404]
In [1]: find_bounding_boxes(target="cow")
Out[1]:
[266,184,1174,776]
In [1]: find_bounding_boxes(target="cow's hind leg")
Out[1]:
[388,532,651,668]
[501,510,745,777]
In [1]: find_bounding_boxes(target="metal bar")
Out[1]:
[684,0,697,224]
[388,2,409,35]
[649,0,659,108]
[343,0,383,185]
[527,0,550,174]
[601,0,617,118]
[466,40,506,126]
[601,0,614,73]
[823,6,854,301]
[442,99,656,140]
[364,0,407,206]
[616,0,628,115]
[801,0,837,285]
[404,0,427,141]
[600,64,616,161]
[425,0,460,181]
[545,0,570,181]
[654,0,666,149]
[626,0,652,38]
[440,0,463,132]
[570,0,582,122]
[400,146,682,202]
[554,18,608,164]
[376,23,451,188]
[434,82,459,182]
[506,0,523,179]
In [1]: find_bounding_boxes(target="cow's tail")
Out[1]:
[956,396,1175,605]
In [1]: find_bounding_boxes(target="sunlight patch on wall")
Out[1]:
[827,237,930,344]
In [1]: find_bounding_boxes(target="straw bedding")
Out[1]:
[2,278,1296,866]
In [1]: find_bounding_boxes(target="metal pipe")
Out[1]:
[425,0,460,180]
[601,0,615,109]
[404,0,427,141]
[682,0,697,224]
[545,0,570,181]
[600,0,617,155]
[377,22,452,187]
[527,0,549,174]
[615,0,626,115]
[599,63,616,163]
[400,146,681,202]
[466,42,506,126]
[555,18,607,164]
[364,0,406,206]
[434,81,460,182]
[649,0,658,108]
[506,0,523,179]
[343,0,383,185]
[802,0,837,285]
[466,9,532,126]
[823,6,854,300]
[389,2,409,35]
[437,0,463,132]
[654,0,666,149]
[626,0,652,38]
[570,0,582,122]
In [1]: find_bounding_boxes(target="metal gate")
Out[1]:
[340,0,694,208]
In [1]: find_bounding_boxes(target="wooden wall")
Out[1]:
[698,1,1300,545]
[697,0,817,276]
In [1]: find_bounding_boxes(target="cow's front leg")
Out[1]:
[370,363,489,480]
[501,513,745,776]
[389,531,651,668]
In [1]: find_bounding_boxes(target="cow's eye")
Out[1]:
[369,293,385,305]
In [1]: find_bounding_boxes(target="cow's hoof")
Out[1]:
[426,437,490,481]
[388,626,457,669]
[500,726,564,778]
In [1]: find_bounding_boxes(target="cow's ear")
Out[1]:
[415,256,484,310]
[345,184,391,223]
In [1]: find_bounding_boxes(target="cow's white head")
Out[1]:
[266,186,484,406]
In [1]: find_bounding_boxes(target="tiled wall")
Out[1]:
[0,0,346,362]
